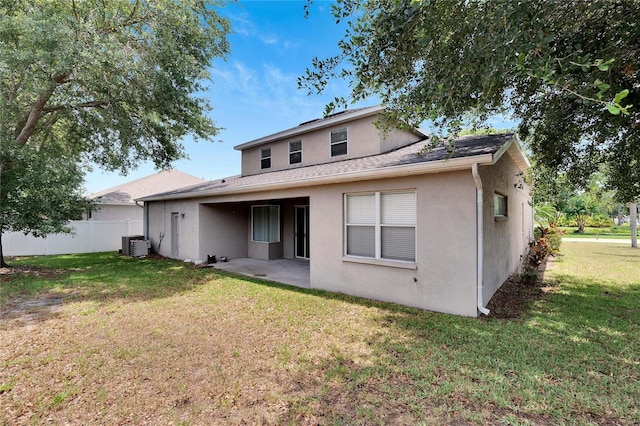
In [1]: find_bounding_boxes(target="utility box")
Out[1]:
[122,235,145,256]
[130,239,151,257]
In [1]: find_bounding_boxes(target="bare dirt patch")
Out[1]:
[486,256,557,319]
[0,292,65,325]
[1,265,69,325]
[1,264,67,281]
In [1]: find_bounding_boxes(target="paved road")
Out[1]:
[562,237,633,244]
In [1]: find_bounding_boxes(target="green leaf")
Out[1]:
[606,104,621,115]
[596,58,615,71]
[614,89,629,103]
[593,79,610,92]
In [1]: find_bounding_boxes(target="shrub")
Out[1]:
[521,265,539,284]
[523,225,563,282]
[545,225,564,253]
[555,213,570,227]
[586,214,613,228]
[526,232,548,267]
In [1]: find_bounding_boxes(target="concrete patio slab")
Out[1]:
[209,258,310,288]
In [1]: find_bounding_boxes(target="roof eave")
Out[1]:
[492,134,530,172]
[138,154,494,202]
[91,201,137,206]
[233,106,385,151]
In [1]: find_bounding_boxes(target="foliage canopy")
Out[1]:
[300,0,640,201]
[1,0,230,171]
[0,0,230,263]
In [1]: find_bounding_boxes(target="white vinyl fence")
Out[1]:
[3,219,143,256]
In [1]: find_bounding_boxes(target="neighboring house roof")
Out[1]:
[234,105,427,151]
[88,169,207,205]
[139,133,529,202]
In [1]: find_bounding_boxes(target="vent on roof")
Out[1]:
[326,110,348,118]
[299,109,350,126]
[298,118,320,126]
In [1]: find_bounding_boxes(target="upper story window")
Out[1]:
[261,147,271,169]
[289,140,302,165]
[330,128,348,157]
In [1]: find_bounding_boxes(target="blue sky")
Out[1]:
[83,1,515,194]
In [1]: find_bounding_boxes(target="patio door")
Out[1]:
[294,205,310,259]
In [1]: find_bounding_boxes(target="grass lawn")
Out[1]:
[560,226,637,239]
[1,245,639,425]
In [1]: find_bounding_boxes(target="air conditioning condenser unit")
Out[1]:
[130,239,150,257]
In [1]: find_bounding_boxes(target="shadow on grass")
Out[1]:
[228,256,639,423]
[1,252,223,326]
[287,271,640,423]
[212,257,640,423]
[594,251,640,260]
[1,252,400,331]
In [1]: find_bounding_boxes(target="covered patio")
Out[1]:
[210,257,310,288]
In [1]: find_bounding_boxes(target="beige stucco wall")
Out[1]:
[199,203,249,261]
[145,157,530,316]
[146,200,201,260]
[146,172,479,316]
[479,153,533,305]
[308,172,479,316]
[240,116,422,176]
[380,128,425,153]
[89,204,142,221]
[149,192,312,262]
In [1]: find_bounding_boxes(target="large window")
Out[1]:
[260,147,271,169]
[345,190,416,262]
[252,205,280,242]
[330,128,348,157]
[289,140,302,165]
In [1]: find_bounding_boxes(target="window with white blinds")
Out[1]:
[345,190,416,262]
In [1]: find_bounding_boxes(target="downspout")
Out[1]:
[472,163,490,316]
[144,203,149,240]
[135,200,149,239]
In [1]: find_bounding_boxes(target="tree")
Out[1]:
[553,172,616,233]
[564,195,595,234]
[0,0,230,265]
[300,0,639,200]
[529,164,572,223]
[0,143,92,267]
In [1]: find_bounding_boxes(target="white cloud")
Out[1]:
[259,34,279,45]
[226,10,255,37]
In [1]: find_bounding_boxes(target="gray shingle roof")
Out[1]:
[233,105,421,151]
[139,133,515,201]
[89,169,207,204]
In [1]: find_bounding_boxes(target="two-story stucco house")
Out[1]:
[139,106,532,316]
